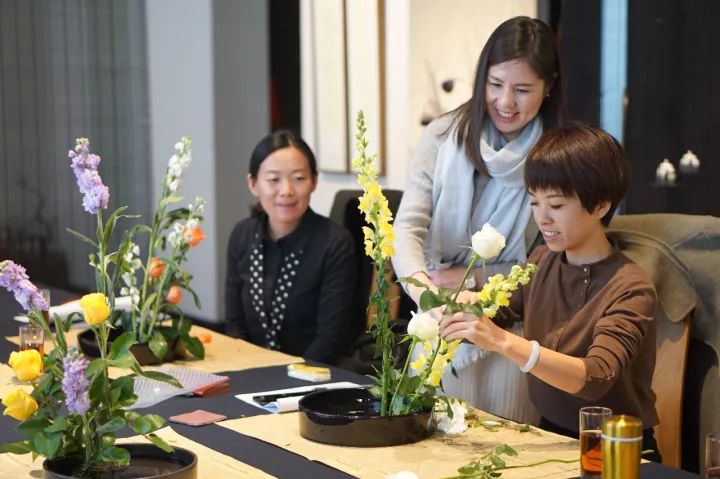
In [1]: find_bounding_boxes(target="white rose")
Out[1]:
[385,472,418,479]
[407,311,439,341]
[471,223,506,260]
[435,401,468,435]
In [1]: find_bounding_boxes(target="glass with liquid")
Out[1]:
[579,406,612,478]
[706,433,720,477]
[19,325,44,355]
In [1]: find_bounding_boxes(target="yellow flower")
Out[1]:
[410,354,426,371]
[358,193,372,214]
[495,291,510,307]
[426,369,443,387]
[2,389,38,421]
[8,350,43,382]
[79,293,110,325]
[445,339,461,359]
[364,239,374,257]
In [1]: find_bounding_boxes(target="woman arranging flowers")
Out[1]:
[392,16,566,424]
[440,124,662,462]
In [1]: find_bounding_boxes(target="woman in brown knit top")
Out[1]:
[440,122,662,462]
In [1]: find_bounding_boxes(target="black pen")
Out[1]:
[252,387,328,405]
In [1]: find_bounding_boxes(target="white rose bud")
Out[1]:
[435,400,468,435]
[407,311,439,341]
[471,223,506,260]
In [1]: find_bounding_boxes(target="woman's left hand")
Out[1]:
[440,312,504,352]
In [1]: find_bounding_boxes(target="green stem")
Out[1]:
[450,256,478,304]
[374,257,392,416]
[444,457,579,479]
[389,337,418,413]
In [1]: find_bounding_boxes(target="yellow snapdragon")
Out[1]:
[352,111,395,262]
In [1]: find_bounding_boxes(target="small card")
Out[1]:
[287,363,331,382]
[169,409,227,427]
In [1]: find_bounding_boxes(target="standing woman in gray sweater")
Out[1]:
[392,16,566,424]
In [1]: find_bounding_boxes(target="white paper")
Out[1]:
[130,365,228,410]
[14,296,133,323]
[236,381,362,414]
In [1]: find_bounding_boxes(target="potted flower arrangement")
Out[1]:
[73,138,207,364]
[298,112,537,447]
[0,142,196,477]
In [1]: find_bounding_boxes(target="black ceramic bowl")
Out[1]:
[43,444,198,479]
[298,387,433,447]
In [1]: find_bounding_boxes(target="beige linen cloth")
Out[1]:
[0,426,275,478]
[218,410,581,479]
[4,325,301,375]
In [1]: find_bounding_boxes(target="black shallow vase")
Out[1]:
[298,387,434,447]
[42,444,197,479]
[77,328,177,366]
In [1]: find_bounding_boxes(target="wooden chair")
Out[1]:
[609,217,697,468]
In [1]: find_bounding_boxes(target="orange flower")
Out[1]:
[166,285,182,304]
[148,257,165,278]
[183,226,206,247]
[194,332,212,344]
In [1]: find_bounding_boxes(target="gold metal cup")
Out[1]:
[601,415,642,479]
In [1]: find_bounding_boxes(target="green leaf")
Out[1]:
[97,418,127,435]
[397,276,431,289]
[17,418,51,436]
[419,290,444,311]
[177,316,192,336]
[140,414,165,433]
[496,443,518,456]
[490,455,506,468]
[65,227,99,249]
[144,370,182,388]
[85,358,106,379]
[44,417,66,434]
[181,336,204,359]
[108,331,137,361]
[31,431,62,458]
[98,445,131,465]
[102,206,129,249]
[127,414,163,434]
[148,330,169,360]
[110,376,137,407]
[145,433,173,453]
[183,284,202,309]
[0,440,32,454]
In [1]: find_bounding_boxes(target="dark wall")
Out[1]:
[555,0,602,127]
[624,0,720,216]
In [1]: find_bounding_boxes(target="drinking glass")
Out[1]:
[41,288,51,324]
[19,325,45,355]
[579,406,612,478]
[706,433,720,477]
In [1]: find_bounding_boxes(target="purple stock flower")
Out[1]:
[62,351,90,415]
[68,138,110,214]
[0,260,49,312]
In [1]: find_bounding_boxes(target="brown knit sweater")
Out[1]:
[500,243,659,432]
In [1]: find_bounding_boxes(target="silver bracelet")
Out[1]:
[464,274,476,290]
[520,340,541,373]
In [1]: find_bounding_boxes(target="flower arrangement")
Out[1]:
[0,139,182,473]
[352,112,537,420]
[125,137,207,361]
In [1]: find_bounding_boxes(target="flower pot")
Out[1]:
[77,328,178,365]
[298,387,434,447]
[42,444,197,478]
